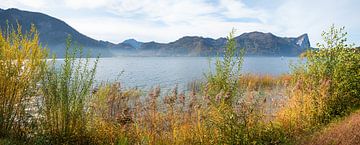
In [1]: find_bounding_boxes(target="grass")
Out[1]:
[0,24,359,144]
[302,109,360,145]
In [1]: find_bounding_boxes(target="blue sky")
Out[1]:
[1,0,359,46]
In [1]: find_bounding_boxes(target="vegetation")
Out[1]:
[0,24,47,141]
[38,38,98,144]
[205,29,244,104]
[276,25,360,141]
[0,24,358,144]
[304,109,360,145]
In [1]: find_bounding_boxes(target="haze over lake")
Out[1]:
[68,57,298,90]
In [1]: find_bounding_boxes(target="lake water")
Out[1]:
[87,57,298,90]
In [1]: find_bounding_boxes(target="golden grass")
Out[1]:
[84,70,357,144]
[239,74,291,91]
[304,110,360,145]
[83,73,292,144]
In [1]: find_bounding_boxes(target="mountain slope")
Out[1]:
[0,8,113,57]
[235,32,310,56]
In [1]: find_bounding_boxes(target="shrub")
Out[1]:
[204,28,245,105]
[0,24,47,139]
[277,25,360,138]
[38,37,98,144]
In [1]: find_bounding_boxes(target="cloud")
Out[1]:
[218,0,268,22]
[65,16,275,43]
[0,0,47,9]
[55,0,273,43]
[1,0,359,45]
[63,0,111,9]
[270,0,360,45]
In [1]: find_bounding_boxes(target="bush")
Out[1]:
[38,37,98,144]
[277,25,360,137]
[0,24,47,139]
[204,28,245,105]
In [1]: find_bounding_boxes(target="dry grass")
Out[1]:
[239,74,291,91]
[84,73,292,144]
[304,110,360,145]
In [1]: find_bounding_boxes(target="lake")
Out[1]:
[84,57,298,90]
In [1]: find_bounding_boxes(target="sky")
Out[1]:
[1,0,359,46]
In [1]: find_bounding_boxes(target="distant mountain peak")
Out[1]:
[176,36,203,42]
[123,38,137,42]
[122,39,142,49]
[295,33,310,49]
[244,31,272,34]
[239,31,276,38]
[6,8,19,11]
[4,8,24,13]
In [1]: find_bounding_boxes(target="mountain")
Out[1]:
[122,39,142,49]
[0,8,113,57]
[122,37,226,56]
[235,32,310,56]
[0,8,311,57]
[114,32,310,56]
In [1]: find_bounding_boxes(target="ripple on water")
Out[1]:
[56,57,298,90]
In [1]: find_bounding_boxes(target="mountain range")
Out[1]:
[0,8,311,57]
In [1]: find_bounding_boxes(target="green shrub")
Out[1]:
[204,28,245,105]
[295,25,359,122]
[38,37,98,144]
[277,25,360,140]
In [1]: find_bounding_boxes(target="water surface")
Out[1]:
[87,57,298,90]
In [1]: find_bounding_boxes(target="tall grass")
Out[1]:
[88,82,141,144]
